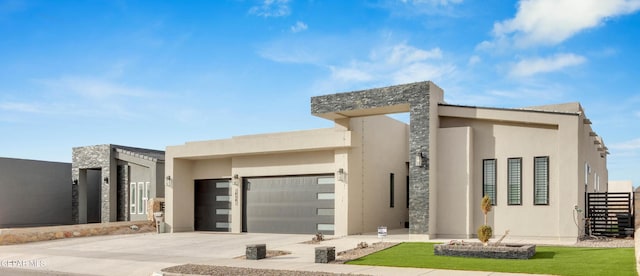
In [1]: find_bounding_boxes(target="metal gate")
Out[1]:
[586,192,633,237]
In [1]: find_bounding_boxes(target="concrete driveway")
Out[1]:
[0,231,553,276]
[0,232,315,275]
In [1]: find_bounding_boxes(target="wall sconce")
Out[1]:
[337,168,346,182]
[415,152,427,168]
[165,176,172,187]
[72,179,78,185]
[232,174,240,186]
[103,177,109,183]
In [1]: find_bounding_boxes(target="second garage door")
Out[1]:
[242,175,335,235]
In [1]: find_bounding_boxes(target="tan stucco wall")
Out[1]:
[436,105,605,240]
[164,116,409,236]
[350,115,409,234]
[165,127,350,234]
[164,94,608,241]
[428,85,444,237]
[436,126,473,238]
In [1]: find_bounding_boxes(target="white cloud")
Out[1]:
[487,0,640,48]
[327,43,454,87]
[509,53,586,77]
[40,76,152,99]
[400,0,463,6]
[290,21,308,33]
[0,102,43,113]
[329,66,374,82]
[610,138,640,150]
[249,0,291,17]
[468,55,481,65]
[386,44,442,64]
[392,0,464,16]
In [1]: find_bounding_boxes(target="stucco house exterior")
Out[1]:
[164,81,608,241]
[0,157,72,228]
[72,144,165,224]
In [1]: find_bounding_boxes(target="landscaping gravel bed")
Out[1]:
[573,237,634,248]
[162,242,396,276]
[162,264,368,276]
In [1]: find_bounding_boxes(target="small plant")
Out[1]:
[481,196,492,225]
[357,241,369,249]
[477,225,492,245]
[478,195,493,246]
[312,232,325,242]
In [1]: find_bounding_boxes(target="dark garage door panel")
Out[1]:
[243,175,335,234]
[194,179,231,231]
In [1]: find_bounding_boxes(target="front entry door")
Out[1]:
[194,179,231,231]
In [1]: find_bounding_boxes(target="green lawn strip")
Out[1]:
[346,242,635,276]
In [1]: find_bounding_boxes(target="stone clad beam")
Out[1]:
[311,81,442,235]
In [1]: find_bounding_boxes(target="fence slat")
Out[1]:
[586,192,633,237]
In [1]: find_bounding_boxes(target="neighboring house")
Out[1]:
[608,180,633,193]
[164,81,608,241]
[0,157,72,228]
[71,145,165,224]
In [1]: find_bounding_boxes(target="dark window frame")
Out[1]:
[389,173,395,208]
[507,157,522,205]
[482,159,497,206]
[534,156,550,205]
[406,175,410,208]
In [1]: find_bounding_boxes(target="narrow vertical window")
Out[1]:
[130,183,136,214]
[389,173,395,208]
[534,156,549,205]
[137,182,144,214]
[406,175,410,208]
[143,182,150,214]
[507,158,522,205]
[483,159,497,205]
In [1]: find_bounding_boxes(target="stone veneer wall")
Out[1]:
[434,243,536,259]
[117,164,129,222]
[72,145,112,224]
[311,81,433,234]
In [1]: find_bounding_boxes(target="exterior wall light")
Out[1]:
[415,152,427,168]
[232,174,240,186]
[337,168,346,182]
[165,176,172,187]
[103,177,109,183]
[72,179,78,185]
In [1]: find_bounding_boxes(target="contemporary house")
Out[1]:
[72,144,165,224]
[164,81,608,241]
[0,157,72,228]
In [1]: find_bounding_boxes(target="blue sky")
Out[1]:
[1,0,639,186]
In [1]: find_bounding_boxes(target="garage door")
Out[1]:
[242,175,335,235]
[194,179,231,231]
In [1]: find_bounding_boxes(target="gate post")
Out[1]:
[634,187,640,229]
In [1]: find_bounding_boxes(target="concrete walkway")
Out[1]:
[0,229,607,276]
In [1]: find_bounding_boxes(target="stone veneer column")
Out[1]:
[311,81,433,235]
[71,145,113,224]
